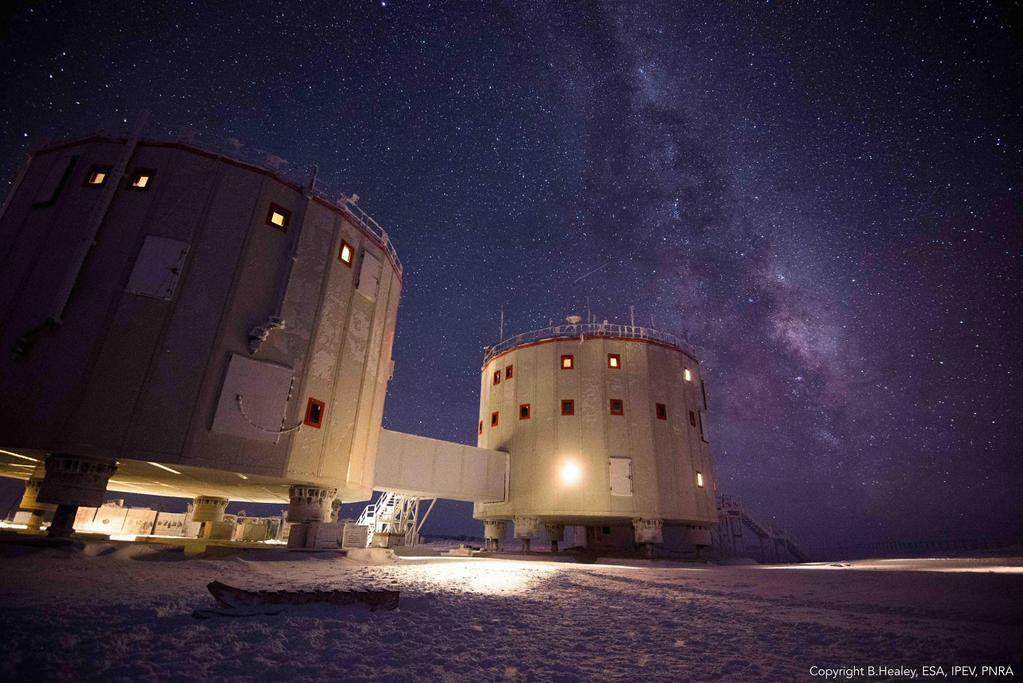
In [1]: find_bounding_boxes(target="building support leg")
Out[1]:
[287,485,338,549]
[35,453,117,538]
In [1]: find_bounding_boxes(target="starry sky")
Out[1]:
[1,2,1020,552]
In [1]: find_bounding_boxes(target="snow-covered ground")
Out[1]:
[1,542,1020,681]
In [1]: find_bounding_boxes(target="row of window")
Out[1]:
[84,165,153,190]
[36,159,365,283]
[491,356,696,385]
[33,158,153,208]
[267,202,356,267]
[482,401,709,439]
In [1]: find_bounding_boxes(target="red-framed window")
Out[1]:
[338,240,355,266]
[267,203,291,231]
[561,400,575,416]
[84,165,111,187]
[505,365,514,380]
[127,169,155,191]
[304,398,326,428]
[491,411,500,427]
[609,398,624,416]
[493,370,501,385]
[519,403,531,420]
[607,353,621,369]
[561,354,574,369]
[655,403,667,420]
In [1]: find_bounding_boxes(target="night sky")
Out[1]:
[1,2,1020,552]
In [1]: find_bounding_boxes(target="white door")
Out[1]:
[609,457,633,496]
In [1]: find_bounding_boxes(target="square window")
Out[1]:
[608,353,621,369]
[609,398,624,416]
[491,411,500,427]
[519,403,530,420]
[505,365,513,380]
[655,403,667,420]
[684,368,692,382]
[128,169,155,190]
[339,240,354,266]
[304,398,326,428]
[561,400,575,416]
[267,203,291,231]
[696,472,705,488]
[493,370,501,385]
[689,410,697,427]
[84,166,111,187]
[561,354,574,369]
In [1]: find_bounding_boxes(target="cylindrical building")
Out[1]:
[474,320,717,551]
[0,133,401,531]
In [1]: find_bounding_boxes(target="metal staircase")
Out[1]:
[714,495,810,563]
[356,491,436,547]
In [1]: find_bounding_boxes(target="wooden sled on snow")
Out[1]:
[194,580,400,618]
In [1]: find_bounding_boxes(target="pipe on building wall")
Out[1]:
[50,111,149,324]
[248,185,314,355]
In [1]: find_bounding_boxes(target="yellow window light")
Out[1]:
[696,472,704,487]
[684,368,692,382]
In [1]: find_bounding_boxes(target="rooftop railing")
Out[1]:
[483,322,695,366]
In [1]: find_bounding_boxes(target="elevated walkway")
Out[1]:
[371,429,507,503]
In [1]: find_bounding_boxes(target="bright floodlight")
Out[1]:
[560,461,582,485]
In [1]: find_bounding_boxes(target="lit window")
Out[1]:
[561,400,575,416]
[696,472,704,488]
[609,399,624,416]
[128,169,155,191]
[655,403,667,420]
[684,368,692,382]
[84,166,110,187]
[519,403,530,420]
[304,398,325,428]
[491,411,499,427]
[493,370,501,385]
[266,203,290,231]
[505,365,513,380]
[689,410,697,427]
[608,353,621,369]
[561,355,574,369]
[339,240,354,266]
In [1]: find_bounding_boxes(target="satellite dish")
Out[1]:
[566,315,583,325]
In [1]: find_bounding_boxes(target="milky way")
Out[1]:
[0,2,1019,550]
